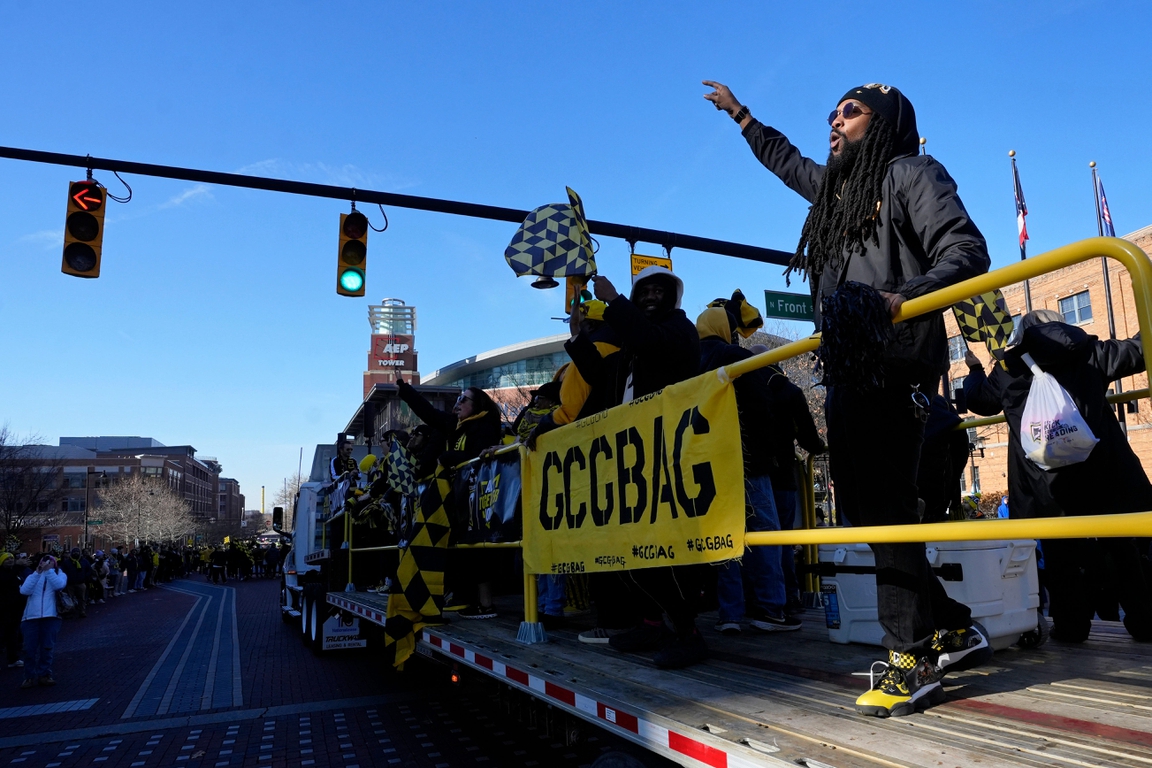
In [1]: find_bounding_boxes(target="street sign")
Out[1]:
[763,289,815,321]
[87,519,104,525]
[630,253,672,282]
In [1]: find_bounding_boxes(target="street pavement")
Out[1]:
[0,575,669,767]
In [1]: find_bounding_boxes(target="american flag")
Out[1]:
[1098,176,1115,237]
[1012,160,1029,249]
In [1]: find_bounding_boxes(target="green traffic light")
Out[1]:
[339,268,364,293]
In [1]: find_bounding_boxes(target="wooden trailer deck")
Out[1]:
[329,590,1152,767]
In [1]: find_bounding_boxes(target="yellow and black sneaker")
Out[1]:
[855,650,945,718]
[931,621,992,675]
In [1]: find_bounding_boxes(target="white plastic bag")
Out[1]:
[1019,353,1099,470]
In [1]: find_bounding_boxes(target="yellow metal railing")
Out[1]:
[724,237,1152,549]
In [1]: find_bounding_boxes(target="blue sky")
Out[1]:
[2,1,1149,504]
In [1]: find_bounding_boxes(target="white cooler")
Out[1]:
[818,539,1040,650]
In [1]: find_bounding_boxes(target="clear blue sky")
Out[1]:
[2,1,1149,504]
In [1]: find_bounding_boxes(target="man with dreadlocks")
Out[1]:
[704,80,993,718]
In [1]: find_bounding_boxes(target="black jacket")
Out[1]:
[742,120,991,378]
[763,366,825,490]
[964,322,1149,519]
[601,297,699,400]
[699,337,775,476]
[397,380,502,466]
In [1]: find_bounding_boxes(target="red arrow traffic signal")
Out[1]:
[71,183,104,211]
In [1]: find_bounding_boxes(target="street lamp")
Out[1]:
[84,468,107,551]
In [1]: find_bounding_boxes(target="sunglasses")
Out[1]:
[455,394,473,405]
[827,102,871,126]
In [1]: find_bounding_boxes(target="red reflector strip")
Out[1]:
[596,703,638,734]
[506,667,529,686]
[475,654,493,671]
[545,681,575,706]
[449,643,465,658]
[668,732,727,768]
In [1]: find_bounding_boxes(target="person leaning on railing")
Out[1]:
[963,310,1152,643]
[705,79,993,718]
[397,377,504,619]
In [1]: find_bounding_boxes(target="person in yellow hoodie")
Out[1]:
[526,299,622,449]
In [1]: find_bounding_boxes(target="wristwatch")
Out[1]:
[732,105,750,123]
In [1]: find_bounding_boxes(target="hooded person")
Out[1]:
[587,266,704,669]
[527,299,624,451]
[590,266,699,402]
[963,310,1152,642]
[696,308,798,636]
[704,80,992,717]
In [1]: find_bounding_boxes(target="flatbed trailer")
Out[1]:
[305,239,1152,767]
[328,589,1152,768]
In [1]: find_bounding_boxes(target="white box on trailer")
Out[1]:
[818,539,1040,650]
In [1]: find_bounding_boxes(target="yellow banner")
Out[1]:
[522,370,745,576]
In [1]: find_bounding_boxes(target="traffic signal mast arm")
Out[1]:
[0,144,791,266]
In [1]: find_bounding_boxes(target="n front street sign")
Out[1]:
[763,290,814,322]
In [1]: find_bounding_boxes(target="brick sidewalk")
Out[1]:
[0,576,671,768]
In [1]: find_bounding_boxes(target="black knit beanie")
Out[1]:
[838,83,919,157]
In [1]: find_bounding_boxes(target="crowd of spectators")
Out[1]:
[1,539,287,690]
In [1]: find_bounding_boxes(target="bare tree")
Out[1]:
[95,473,195,548]
[0,426,67,545]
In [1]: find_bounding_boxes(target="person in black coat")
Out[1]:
[754,352,826,611]
[397,379,503,618]
[589,266,705,669]
[964,311,1152,642]
[0,553,27,667]
[697,309,798,635]
[397,380,502,468]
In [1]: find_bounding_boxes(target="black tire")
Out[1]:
[309,599,325,656]
[300,594,311,639]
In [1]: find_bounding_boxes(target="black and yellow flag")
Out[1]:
[385,438,416,497]
[952,289,1014,369]
[505,187,596,279]
[383,462,453,669]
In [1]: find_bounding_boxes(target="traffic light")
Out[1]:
[337,210,368,296]
[62,180,105,278]
[565,276,591,315]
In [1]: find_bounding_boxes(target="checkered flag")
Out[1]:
[384,437,416,497]
[505,187,596,279]
[952,289,1014,369]
[383,461,453,669]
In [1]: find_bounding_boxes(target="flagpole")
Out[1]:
[1091,161,1126,434]
[1010,151,1032,312]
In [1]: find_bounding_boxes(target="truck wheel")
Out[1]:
[309,600,325,656]
[300,595,311,639]
[590,752,649,768]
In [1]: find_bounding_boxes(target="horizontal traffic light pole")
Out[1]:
[0,145,792,266]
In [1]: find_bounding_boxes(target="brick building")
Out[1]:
[217,477,245,523]
[945,225,1152,499]
[5,445,185,553]
[61,437,222,519]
